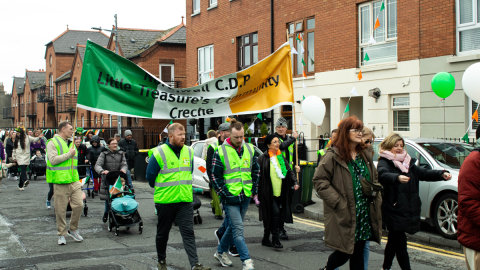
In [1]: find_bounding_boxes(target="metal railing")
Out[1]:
[2,107,14,119]
[163,81,181,88]
[37,86,55,103]
[56,94,78,113]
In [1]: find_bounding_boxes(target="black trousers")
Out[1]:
[47,183,54,201]
[383,230,411,270]
[270,197,281,238]
[325,240,366,270]
[18,165,27,188]
[155,202,198,267]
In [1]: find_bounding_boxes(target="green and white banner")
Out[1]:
[77,40,294,119]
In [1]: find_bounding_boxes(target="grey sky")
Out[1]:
[0,0,186,94]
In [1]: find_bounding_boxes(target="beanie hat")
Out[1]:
[218,123,230,131]
[125,130,132,136]
[276,117,288,128]
[264,134,277,148]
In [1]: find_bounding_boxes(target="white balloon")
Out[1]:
[463,62,480,103]
[302,96,326,126]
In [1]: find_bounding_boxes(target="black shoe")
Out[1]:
[262,236,273,247]
[214,230,224,245]
[102,213,108,223]
[279,229,288,240]
[214,215,223,220]
[23,180,29,187]
[229,245,239,257]
[272,237,283,248]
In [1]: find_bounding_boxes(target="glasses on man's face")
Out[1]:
[349,129,363,135]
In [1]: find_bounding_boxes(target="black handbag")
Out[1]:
[351,159,382,199]
[192,193,202,210]
[297,132,308,161]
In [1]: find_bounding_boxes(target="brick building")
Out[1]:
[0,82,13,127]
[24,70,46,128]
[9,77,25,127]
[186,0,480,157]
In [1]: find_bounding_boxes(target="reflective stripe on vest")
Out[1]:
[218,143,254,197]
[46,136,79,184]
[279,137,294,165]
[152,144,193,204]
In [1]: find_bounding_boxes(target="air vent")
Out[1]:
[71,46,75,49]
[131,39,136,43]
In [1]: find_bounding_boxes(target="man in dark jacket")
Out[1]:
[458,147,480,270]
[273,117,298,240]
[86,135,105,194]
[118,130,138,192]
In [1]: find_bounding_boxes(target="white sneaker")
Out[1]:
[242,259,254,270]
[214,251,232,267]
[15,176,18,180]
[67,230,83,242]
[58,236,66,245]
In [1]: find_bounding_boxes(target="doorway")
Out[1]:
[160,64,175,87]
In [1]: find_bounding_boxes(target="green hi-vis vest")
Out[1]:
[46,136,79,184]
[279,137,294,165]
[218,143,254,197]
[204,141,219,161]
[151,144,194,204]
[317,140,331,157]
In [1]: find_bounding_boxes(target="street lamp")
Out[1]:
[91,14,121,135]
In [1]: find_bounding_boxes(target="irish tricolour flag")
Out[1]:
[109,177,123,198]
[79,176,90,186]
[77,40,294,120]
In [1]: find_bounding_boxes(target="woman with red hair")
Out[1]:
[313,116,382,270]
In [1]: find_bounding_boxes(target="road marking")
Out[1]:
[293,215,464,260]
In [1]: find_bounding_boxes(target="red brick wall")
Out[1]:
[186,0,457,84]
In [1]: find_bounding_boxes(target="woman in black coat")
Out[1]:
[86,135,105,193]
[257,134,299,249]
[377,133,451,270]
[74,137,89,178]
[5,131,17,177]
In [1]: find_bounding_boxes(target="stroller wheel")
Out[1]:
[34,175,37,181]
[87,190,91,197]
[126,226,130,231]
[108,215,113,232]
[92,192,95,199]
[198,215,203,224]
[115,226,119,236]
[139,222,143,234]
[83,207,88,217]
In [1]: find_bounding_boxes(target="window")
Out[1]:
[406,144,432,169]
[198,45,214,84]
[456,0,480,55]
[359,0,397,66]
[49,75,54,97]
[238,33,259,70]
[74,80,77,94]
[101,116,104,125]
[82,116,84,127]
[287,17,315,77]
[49,55,52,66]
[193,0,200,13]
[66,83,69,93]
[109,115,112,127]
[59,85,62,95]
[392,95,409,131]
[193,142,205,158]
[209,0,217,7]
[59,117,62,123]
[160,64,175,86]
[470,99,479,136]
[95,116,98,125]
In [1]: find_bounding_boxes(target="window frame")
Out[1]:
[198,45,214,84]
[358,0,398,66]
[469,98,479,136]
[74,80,77,94]
[391,94,410,132]
[209,0,217,7]
[287,16,315,78]
[238,32,259,71]
[456,0,480,55]
[193,0,200,14]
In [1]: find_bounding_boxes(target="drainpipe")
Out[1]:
[270,0,275,134]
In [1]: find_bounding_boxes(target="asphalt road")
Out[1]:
[0,176,467,270]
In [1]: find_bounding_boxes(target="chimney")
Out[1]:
[0,82,4,92]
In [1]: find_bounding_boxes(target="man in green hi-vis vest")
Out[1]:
[273,117,300,241]
[46,121,82,246]
[211,119,260,270]
[146,123,210,270]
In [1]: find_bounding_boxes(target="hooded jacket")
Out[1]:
[12,135,41,166]
[118,138,138,169]
[94,146,128,175]
[86,135,105,178]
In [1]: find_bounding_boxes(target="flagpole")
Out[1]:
[287,29,299,179]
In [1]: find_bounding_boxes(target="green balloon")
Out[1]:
[431,72,455,98]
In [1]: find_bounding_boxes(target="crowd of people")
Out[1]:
[1,113,479,270]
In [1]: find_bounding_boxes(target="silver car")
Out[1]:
[190,140,264,191]
[373,137,473,239]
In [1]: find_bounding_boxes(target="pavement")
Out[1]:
[304,196,463,249]
[0,175,467,270]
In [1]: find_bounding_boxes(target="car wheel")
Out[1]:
[433,193,458,240]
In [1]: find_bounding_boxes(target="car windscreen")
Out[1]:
[418,142,474,170]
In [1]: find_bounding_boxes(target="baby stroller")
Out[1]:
[100,172,143,236]
[193,193,203,225]
[29,148,46,181]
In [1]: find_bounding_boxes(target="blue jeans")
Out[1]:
[218,198,251,262]
[126,169,133,189]
[333,241,369,270]
[218,202,234,248]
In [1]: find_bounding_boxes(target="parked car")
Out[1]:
[373,137,473,239]
[191,140,264,191]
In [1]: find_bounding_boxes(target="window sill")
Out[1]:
[191,12,200,17]
[447,53,480,63]
[207,4,218,10]
[293,74,315,81]
[356,62,397,73]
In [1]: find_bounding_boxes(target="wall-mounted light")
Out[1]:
[368,87,381,103]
